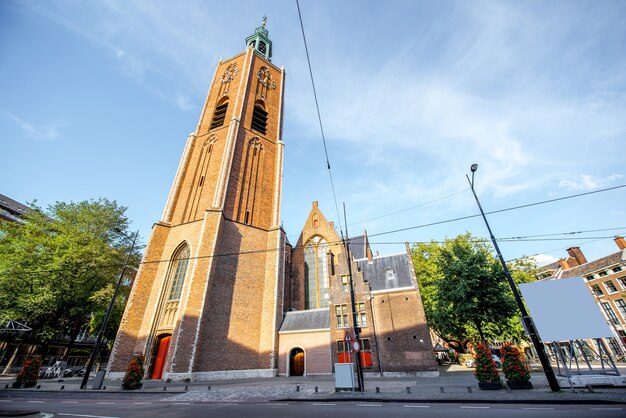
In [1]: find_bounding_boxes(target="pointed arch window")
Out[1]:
[251,101,268,135]
[167,245,190,301]
[210,98,229,130]
[304,236,330,309]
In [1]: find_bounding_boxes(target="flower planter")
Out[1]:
[507,380,533,390]
[478,381,502,390]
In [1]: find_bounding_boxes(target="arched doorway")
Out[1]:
[150,334,171,380]
[289,348,305,376]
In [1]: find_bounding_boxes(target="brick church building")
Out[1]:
[107,21,436,381]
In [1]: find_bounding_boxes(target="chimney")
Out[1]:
[614,236,626,250]
[559,258,570,270]
[567,247,587,265]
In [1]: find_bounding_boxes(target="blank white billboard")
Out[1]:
[519,276,613,342]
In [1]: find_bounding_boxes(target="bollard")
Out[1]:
[163,386,167,391]
[315,386,318,393]
[296,385,300,392]
[208,386,211,390]
[406,387,411,394]
[467,386,473,393]
[102,386,106,390]
[37,385,41,389]
[375,387,380,393]
[61,385,65,390]
[4,384,8,389]
[439,386,445,394]
[185,385,188,392]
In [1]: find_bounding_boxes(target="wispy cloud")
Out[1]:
[532,254,558,267]
[558,174,622,191]
[6,112,67,140]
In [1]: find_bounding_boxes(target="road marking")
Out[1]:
[172,402,191,405]
[522,407,554,410]
[0,400,13,402]
[133,402,153,405]
[58,414,119,418]
[357,404,382,407]
[27,400,44,403]
[591,408,623,411]
[313,403,335,406]
[62,401,79,404]
[97,402,115,404]
[460,406,490,409]
[404,405,430,408]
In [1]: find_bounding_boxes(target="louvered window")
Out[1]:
[251,105,268,134]
[210,101,228,129]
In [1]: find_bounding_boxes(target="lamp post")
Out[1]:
[80,229,139,390]
[466,164,560,392]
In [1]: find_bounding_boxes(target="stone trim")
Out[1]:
[370,286,416,295]
[278,328,330,334]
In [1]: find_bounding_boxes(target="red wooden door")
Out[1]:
[151,335,171,380]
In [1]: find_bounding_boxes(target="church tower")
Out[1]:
[108,19,287,380]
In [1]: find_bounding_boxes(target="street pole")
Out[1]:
[466,164,560,392]
[343,203,364,392]
[80,230,138,390]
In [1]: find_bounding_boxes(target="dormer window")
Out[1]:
[385,268,397,289]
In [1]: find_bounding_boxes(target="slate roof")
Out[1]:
[349,235,366,260]
[279,308,330,332]
[0,193,30,222]
[357,253,415,292]
[559,251,625,278]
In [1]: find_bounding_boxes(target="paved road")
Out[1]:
[1,398,626,418]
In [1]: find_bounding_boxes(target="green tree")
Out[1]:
[0,198,140,358]
[411,233,536,352]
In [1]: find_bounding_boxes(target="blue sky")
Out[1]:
[2,0,626,266]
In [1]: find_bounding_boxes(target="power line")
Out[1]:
[3,185,625,277]
[295,0,343,234]
[367,183,626,238]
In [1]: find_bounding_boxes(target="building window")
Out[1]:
[167,245,190,301]
[336,339,372,367]
[607,337,621,356]
[613,266,623,273]
[591,284,604,296]
[604,281,618,294]
[356,302,367,327]
[359,339,373,367]
[210,99,228,129]
[599,271,608,277]
[335,304,349,328]
[615,299,626,319]
[618,277,626,289]
[585,275,595,281]
[385,268,397,289]
[251,103,268,134]
[601,302,620,325]
[304,236,330,309]
[341,275,350,293]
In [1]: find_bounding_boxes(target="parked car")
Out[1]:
[464,354,501,368]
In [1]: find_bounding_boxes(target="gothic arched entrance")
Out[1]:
[150,334,171,380]
[289,348,305,376]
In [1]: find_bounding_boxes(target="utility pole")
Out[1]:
[343,202,364,392]
[466,164,560,392]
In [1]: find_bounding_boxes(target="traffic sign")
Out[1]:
[352,340,360,352]
[344,332,353,343]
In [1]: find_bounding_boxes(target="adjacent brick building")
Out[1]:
[536,238,626,358]
[109,22,436,381]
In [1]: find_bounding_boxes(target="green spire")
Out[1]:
[245,16,272,61]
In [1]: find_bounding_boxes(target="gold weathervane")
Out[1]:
[262,15,268,27]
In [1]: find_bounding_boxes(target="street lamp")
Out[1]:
[80,229,139,390]
[466,164,560,392]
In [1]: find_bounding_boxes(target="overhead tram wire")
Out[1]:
[5,185,626,277]
[295,0,344,234]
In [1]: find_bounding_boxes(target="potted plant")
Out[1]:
[501,343,532,389]
[473,343,502,390]
[12,355,42,388]
[122,354,145,390]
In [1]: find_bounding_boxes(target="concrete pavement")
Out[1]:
[1,364,626,405]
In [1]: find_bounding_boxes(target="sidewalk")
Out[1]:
[2,364,626,404]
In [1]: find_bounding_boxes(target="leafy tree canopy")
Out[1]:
[0,198,141,351]
[411,233,536,353]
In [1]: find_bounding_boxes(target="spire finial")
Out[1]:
[262,15,268,27]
